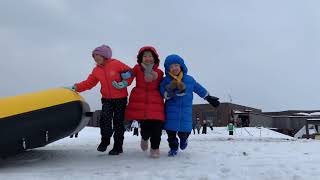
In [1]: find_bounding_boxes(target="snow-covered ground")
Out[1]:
[1,127,320,180]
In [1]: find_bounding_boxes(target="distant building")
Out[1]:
[192,103,320,137]
[263,110,320,136]
[86,103,320,137]
[192,102,261,127]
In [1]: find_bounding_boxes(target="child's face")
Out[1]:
[169,64,181,76]
[93,54,105,65]
[142,51,154,65]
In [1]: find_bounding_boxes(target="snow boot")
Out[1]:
[97,137,110,152]
[150,149,160,158]
[140,138,148,151]
[108,147,123,155]
[168,138,179,150]
[168,149,178,157]
[108,139,123,155]
[180,138,188,150]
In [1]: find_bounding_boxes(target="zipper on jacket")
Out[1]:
[102,66,111,98]
[178,76,184,131]
[179,95,182,131]
[144,83,149,120]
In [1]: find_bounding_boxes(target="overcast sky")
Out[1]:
[0,0,319,112]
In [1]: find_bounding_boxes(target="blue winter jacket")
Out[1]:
[160,54,208,132]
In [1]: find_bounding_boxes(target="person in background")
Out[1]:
[196,121,201,134]
[202,120,207,134]
[227,121,235,135]
[209,122,214,131]
[131,120,139,136]
[192,121,196,135]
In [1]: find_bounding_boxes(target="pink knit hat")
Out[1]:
[92,45,112,59]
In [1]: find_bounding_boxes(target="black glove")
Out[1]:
[205,95,220,108]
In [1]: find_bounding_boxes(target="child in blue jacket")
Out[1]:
[160,54,220,157]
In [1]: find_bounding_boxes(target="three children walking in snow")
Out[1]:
[67,44,220,158]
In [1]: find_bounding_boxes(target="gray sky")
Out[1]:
[1,0,319,112]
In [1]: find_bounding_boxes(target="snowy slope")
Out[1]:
[1,127,320,180]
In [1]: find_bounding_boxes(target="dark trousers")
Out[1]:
[197,128,200,134]
[133,128,139,136]
[100,98,127,144]
[140,120,163,149]
[166,130,190,150]
[202,126,207,134]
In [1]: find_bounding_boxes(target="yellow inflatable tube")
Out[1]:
[0,88,90,156]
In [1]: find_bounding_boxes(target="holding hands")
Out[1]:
[112,80,129,89]
[121,70,133,80]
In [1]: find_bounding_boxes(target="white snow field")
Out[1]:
[1,127,320,180]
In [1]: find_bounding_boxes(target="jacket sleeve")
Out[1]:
[160,77,170,97]
[157,69,164,81]
[118,61,134,85]
[75,72,99,92]
[193,79,209,98]
[132,64,140,78]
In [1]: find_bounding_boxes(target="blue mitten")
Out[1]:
[121,71,133,80]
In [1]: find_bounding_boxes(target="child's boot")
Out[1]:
[97,137,110,152]
[109,138,123,155]
[140,138,148,151]
[168,149,178,157]
[167,138,179,157]
[168,138,179,150]
[180,138,188,150]
[150,149,160,158]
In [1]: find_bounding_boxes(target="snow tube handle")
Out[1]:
[85,112,93,117]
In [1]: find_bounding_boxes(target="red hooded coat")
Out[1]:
[125,47,165,121]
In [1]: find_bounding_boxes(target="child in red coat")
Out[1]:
[123,46,165,158]
[66,44,133,155]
